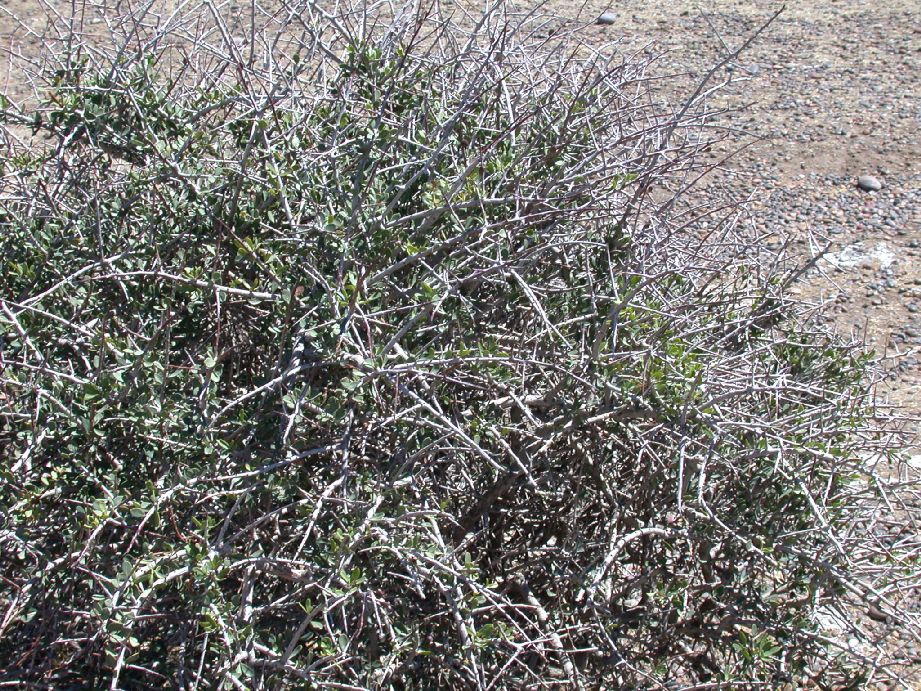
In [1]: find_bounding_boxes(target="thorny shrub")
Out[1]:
[0,1,918,688]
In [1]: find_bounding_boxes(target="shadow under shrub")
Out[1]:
[0,1,915,688]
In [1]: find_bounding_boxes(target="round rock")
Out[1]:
[857,175,883,192]
[596,11,617,25]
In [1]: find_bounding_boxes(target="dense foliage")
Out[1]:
[0,2,915,688]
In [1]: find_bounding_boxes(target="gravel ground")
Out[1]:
[538,0,921,402]
[1,0,920,685]
[570,1,921,417]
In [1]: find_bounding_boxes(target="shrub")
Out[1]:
[0,1,916,688]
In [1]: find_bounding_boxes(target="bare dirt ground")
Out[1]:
[542,0,921,418]
[1,0,919,684]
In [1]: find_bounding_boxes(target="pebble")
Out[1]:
[596,12,617,25]
[858,175,883,192]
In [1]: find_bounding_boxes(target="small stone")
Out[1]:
[857,175,883,192]
[847,637,861,650]
[596,11,617,25]
[867,602,889,623]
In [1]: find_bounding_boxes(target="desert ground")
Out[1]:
[537,0,921,419]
